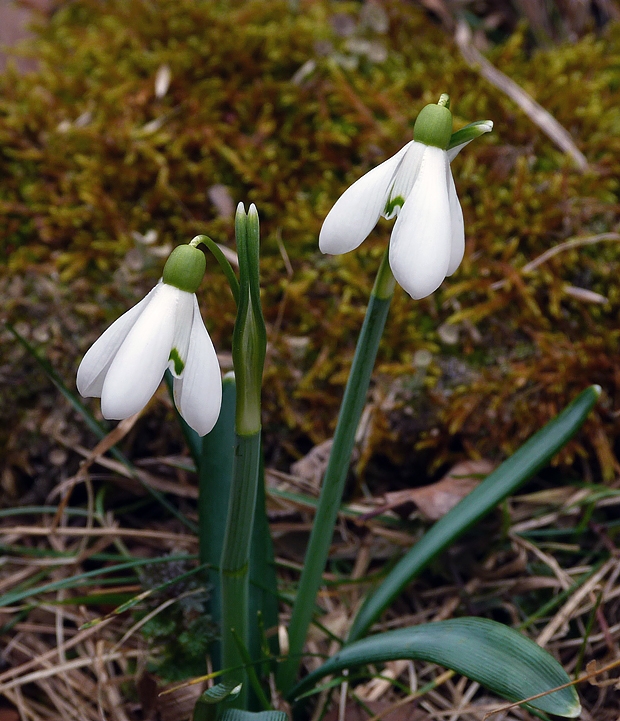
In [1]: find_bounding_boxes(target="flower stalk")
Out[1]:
[281,98,491,690]
[278,249,395,692]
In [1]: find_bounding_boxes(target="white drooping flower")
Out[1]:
[77,244,222,436]
[319,98,493,299]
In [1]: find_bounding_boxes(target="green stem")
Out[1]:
[220,430,262,707]
[191,234,240,306]
[278,251,395,692]
[219,205,266,708]
[199,374,236,670]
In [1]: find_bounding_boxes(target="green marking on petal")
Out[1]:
[384,195,404,217]
[169,348,185,376]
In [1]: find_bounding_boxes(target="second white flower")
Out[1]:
[319,98,492,299]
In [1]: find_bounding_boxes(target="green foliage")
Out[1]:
[290,618,581,717]
[1,0,619,476]
[193,682,242,721]
[220,712,288,721]
[348,385,601,642]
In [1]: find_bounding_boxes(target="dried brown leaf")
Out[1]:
[368,460,495,521]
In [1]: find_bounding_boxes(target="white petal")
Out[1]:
[446,167,465,276]
[383,141,426,219]
[100,284,180,419]
[319,141,413,254]
[173,296,222,436]
[76,285,158,398]
[168,289,195,378]
[447,139,474,162]
[388,146,452,300]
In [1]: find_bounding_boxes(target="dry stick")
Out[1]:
[454,20,588,171]
[366,669,455,721]
[554,620,620,648]
[536,557,617,647]
[8,686,42,721]
[95,639,133,721]
[491,232,620,291]
[51,414,140,530]
[0,565,41,594]
[510,534,573,591]
[111,589,202,653]
[0,650,145,695]
[54,434,199,499]
[447,679,480,721]
[55,588,83,716]
[4,635,100,696]
[481,656,620,720]
[0,618,116,686]
[1,525,195,544]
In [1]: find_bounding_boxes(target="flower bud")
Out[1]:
[162,244,206,293]
[413,103,453,150]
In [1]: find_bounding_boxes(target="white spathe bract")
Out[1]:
[319,127,491,300]
[77,281,222,436]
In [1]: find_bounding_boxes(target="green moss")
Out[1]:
[1,0,619,478]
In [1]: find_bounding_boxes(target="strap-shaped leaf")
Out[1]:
[199,373,237,670]
[289,618,580,717]
[448,119,493,150]
[220,711,288,721]
[192,681,242,721]
[348,385,600,642]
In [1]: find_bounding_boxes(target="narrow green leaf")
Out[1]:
[0,506,90,520]
[289,618,580,718]
[0,553,195,608]
[230,628,272,711]
[220,711,288,721]
[198,680,242,704]
[220,430,262,707]
[191,234,240,307]
[115,563,208,615]
[278,251,395,692]
[448,119,493,150]
[192,681,241,721]
[348,385,600,642]
[200,373,237,671]
[7,323,107,439]
[249,458,280,673]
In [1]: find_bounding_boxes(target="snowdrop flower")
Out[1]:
[319,95,493,299]
[77,243,222,436]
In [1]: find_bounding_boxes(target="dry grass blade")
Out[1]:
[53,434,199,499]
[455,20,588,170]
[366,669,455,721]
[491,232,620,291]
[510,534,573,591]
[536,558,618,647]
[50,414,141,530]
[482,656,620,720]
[111,588,202,652]
[1,525,195,545]
[0,646,144,695]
